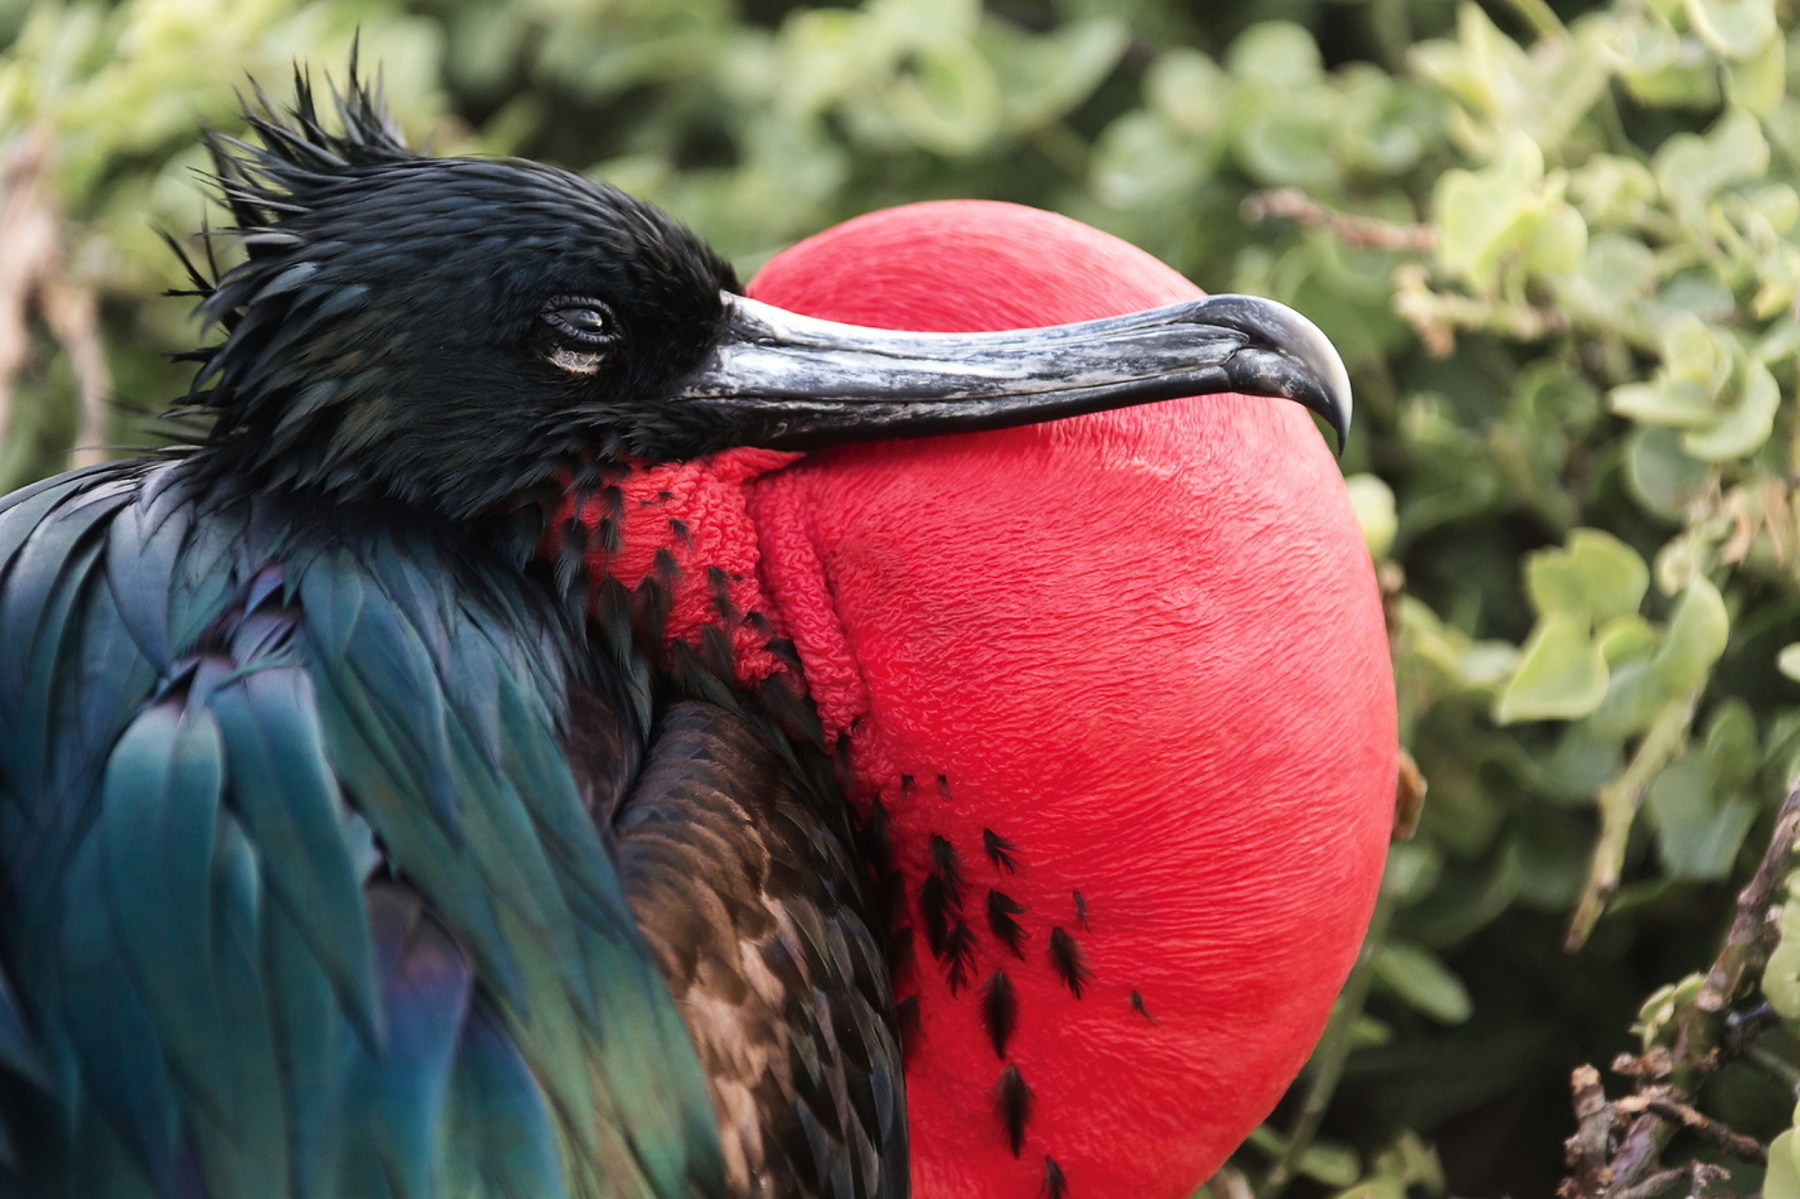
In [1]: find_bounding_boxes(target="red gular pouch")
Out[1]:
[553,199,1394,1199]
[742,202,1396,1199]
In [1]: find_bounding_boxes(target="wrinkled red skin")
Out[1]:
[565,201,1396,1199]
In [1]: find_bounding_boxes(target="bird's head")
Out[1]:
[180,70,1349,542]
[182,74,739,523]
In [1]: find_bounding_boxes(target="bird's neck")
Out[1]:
[538,448,807,695]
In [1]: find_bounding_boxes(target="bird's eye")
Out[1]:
[542,297,615,347]
[540,296,616,375]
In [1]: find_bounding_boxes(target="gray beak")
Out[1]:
[674,292,1352,453]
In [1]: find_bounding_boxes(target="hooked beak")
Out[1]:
[674,292,1352,453]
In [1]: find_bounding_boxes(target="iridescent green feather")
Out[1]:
[0,461,728,1199]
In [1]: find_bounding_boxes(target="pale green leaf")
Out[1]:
[1570,531,1651,625]
[1725,32,1786,113]
[1653,576,1729,692]
[1432,131,1542,291]
[1597,615,1657,664]
[1763,896,1800,1021]
[1525,530,1648,625]
[1498,613,1609,723]
[1683,0,1778,60]
[1765,1129,1800,1199]
[1589,659,1670,741]
[1225,21,1322,88]
[990,17,1128,130]
[1610,380,1719,429]
[1298,1142,1361,1188]
[1653,107,1770,221]
[1681,360,1780,460]
[1644,756,1755,879]
[1345,474,1397,559]
[884,42,1002,155]
[1625,428,1712,521]
[1374,943,1472,1024]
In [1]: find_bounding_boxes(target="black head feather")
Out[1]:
[177,63,738,525]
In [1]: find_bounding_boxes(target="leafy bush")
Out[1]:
[4,0,1799,1194]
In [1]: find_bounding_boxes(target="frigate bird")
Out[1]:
[0,62,1388,1199]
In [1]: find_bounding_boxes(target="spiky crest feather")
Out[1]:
[159,58,735,529]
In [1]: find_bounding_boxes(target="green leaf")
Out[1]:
[1225,21,1322,88]
[1763,893,1800,1021]
[885,42,1002,155]
[1574,531,1651,624]
[1383,843,1443,903]
[1525,530,1649,625]
[1348,1015,1394,1050]
[1644,755,1755,879]
[1765,1129,1800,1199]
[1498,613,1609,724]
[1432,131,1542,291]
[1589,659,1669,741]
[1725,32,1786,113]
[1625,428,1713,521]
[1374,943,1472,1024]
[1702,699,1759,792]
[1683,0,1778,60]
[1610,381,1716,430]
[1526,555,1595,621]
[1653,107,1770,225]
[1234,100,1340,190]
[989,17,1128,130]
[1145,48,1228,136]
[1597,615,1657,665]
[1616,21,1723,109]
[1682,360,1780,461]
[1297,1141,1361,1188]
[1523,203,1587,278]
[1570,154,1659,225]
[1653,576,1729,692]
[1344,474,1397,559]
[1090,110,1209,209]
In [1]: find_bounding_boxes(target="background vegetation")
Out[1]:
[4,0,1800,1194]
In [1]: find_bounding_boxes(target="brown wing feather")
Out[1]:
[615,701,907,1199]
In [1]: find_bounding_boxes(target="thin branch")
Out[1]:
[1609,1162,1727,1199]
[1242,189,1437,253]
[1559,779,1800,1198]
[1566,695,1700,951]
[1697,785,1800,1012]
[1560,1065,1615,1199]
[0,126,112,477]
[1639,1099,1766,1164]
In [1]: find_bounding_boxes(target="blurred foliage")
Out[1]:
[6,0,1800,1195]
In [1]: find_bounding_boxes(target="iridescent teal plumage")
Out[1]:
[0,462,727,1198]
